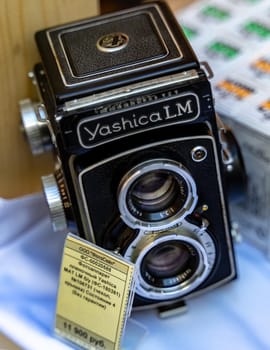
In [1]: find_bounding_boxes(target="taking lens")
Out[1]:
[141,240,199,288]
[124,222,216,301]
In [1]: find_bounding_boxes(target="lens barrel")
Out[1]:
[141,240,200,288]
[118,159,198,230]
[123,223,216,300]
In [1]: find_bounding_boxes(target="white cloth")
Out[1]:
[0,194,270,350]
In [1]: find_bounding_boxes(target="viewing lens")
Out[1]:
[117,159,198,229]
[132,172,176,211]
[127,169,188,222]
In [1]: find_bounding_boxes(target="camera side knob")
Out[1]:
[42,173,68,232]
[19,98,52,155]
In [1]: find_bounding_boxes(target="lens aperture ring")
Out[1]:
[118,159,198,230]
[123,220,216,301]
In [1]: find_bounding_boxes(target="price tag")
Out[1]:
[55,233,136,350]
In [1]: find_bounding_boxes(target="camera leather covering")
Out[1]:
[35,1,199,102]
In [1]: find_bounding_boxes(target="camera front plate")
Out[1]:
[68,135,235,305]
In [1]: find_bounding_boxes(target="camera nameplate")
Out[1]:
[77,92,200,148]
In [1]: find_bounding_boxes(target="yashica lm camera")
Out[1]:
[20,1,245,311]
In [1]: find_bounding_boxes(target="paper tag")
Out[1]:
[55,233,136,350]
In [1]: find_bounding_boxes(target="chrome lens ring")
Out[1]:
[117,159,198,230]
[127,229,215,301]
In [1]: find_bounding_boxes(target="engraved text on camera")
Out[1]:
[78,93,199,148]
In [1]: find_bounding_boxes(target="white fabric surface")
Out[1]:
[0,193,270,350]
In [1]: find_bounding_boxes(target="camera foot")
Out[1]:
[157,300,188,318]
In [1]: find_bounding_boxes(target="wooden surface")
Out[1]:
[0,333,22,350]
[166,0,193,11]
[0,0,192,199]
[0,0,99,198]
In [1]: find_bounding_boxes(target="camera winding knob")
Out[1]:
[19,98,52,155]
[41,172,68,232]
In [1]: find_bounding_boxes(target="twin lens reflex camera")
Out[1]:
[20,1,246,311]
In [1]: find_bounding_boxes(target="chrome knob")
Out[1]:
[42,174,68,232]
[19,98,52,155]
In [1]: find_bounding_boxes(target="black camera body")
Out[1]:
[20,1,240,310]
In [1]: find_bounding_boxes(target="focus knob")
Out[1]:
[42,173,68,232]
[19,98,52,155]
